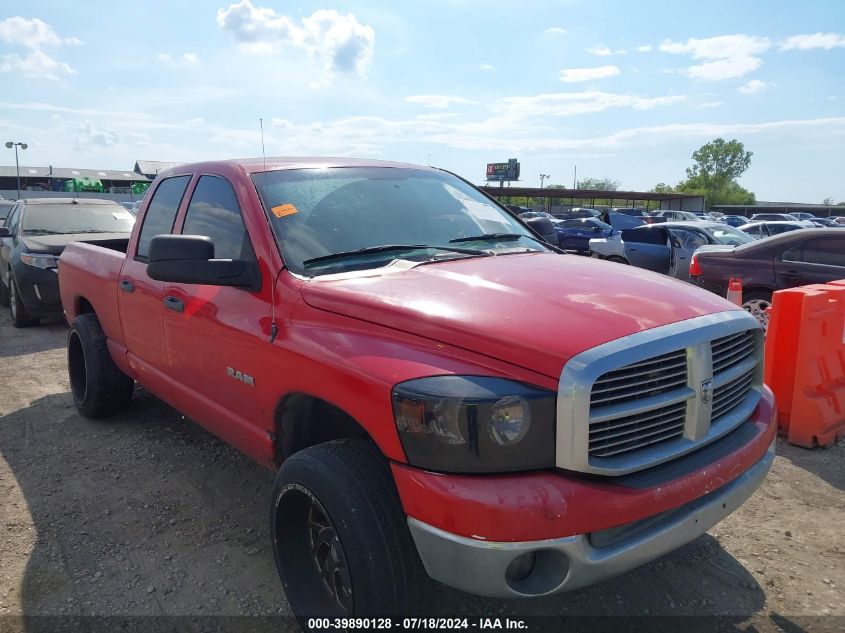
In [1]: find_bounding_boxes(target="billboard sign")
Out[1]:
[486,158,520,181]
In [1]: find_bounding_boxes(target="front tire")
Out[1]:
[67,313,134,418]
[9,274,37,327]
[271,439,433,622]
[0,270,9,307]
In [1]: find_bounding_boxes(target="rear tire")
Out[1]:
[271,439,433,624]
[67,313,134,418]
[742,290,773,334]
[9,274,37,327]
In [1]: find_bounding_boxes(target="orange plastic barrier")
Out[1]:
[764,280,845,448]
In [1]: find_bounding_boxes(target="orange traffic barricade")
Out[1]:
[764,280,845,448]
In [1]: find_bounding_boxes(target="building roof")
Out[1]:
[133,160,184,176]
[481,186,703,202]
[0,165,149,182]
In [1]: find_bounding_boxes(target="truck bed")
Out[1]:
[58,241,127,347]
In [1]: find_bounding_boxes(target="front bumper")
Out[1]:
[408,440,774,598]
[13,263,62,317]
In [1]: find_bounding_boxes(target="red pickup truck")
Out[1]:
[59,158,776,619]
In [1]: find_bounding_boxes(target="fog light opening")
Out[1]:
[504,549,569,596]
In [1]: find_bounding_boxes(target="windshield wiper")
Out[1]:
[23,229,62,235]
[449,232,550,248]
[302,244,488,268]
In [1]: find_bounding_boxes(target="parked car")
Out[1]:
[505,204,532,215]
[690,228,845,332]
[790,212,816,221]
[809,217,841,228]
[721,215,750,227]
[521,215,559,247]
[554,218,612,253]
[588,212,648,262]
[520,210,560,223]
[121,200,143,216]
[830,216,845,225]
[621,221,754,281]
[0,200,15,225]
[749,213,800,222]
[0,198,135,326]
[58,157,775,619]
[651,210,701,221]
[555,207,600,220]
[740,221,815,239]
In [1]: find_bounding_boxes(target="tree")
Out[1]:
[577,177,619,191]
[822,197,834,205]
[685,138,752,189]
[650,182,675,193]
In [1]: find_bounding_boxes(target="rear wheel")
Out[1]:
[271,439,433,624]
[67,313,134,417]
[9,274,37,327]
[742,290,773,334]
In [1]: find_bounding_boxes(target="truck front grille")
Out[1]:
[557,311,765,476]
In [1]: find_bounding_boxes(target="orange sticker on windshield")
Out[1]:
[272,203,298,218]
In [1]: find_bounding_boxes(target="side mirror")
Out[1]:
[0,227,11,238]
[591,225,600,233]
[146,235,261,291]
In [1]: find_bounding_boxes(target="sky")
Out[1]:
[1,0,844,202]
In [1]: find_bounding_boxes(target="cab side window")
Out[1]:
[182,176,255,261]
[5,205,21,235]
[784,238,845,267]
[137,175,191,259]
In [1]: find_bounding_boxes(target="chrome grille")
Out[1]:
[589,401,686,457]
[712,330,756,374]
[560,312,765,475]
[590,350,688,408]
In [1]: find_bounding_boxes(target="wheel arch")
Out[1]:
[272,392,374,467]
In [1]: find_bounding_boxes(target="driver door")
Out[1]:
[667,228,708,281]
[622,227,670,272]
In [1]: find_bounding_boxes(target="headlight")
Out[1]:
[20,254,58,269]
[392,376,555,473]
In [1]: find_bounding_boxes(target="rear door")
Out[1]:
[622,226,670,272]
[775,236,845,288]
[118,174,192,400]
[161,174,270,455]
[667,228,709,281]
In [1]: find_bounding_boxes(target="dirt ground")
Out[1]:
[0,309,843,632]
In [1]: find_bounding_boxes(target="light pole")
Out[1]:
[5,141,28,200]
[539,173,549,189]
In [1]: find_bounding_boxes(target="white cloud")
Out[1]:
[559,65,620,83]
[0,16,80,80]
[659,34,771,80]
[157,52,200,64]
[697,100,723,109]
[498,91,685,118]
[0,16,82,48]
[217,0,375,77]
[478,63,494,71]
[586,45,612,56]
[780,32,845,51]
[636,45,652,52]
[75,120,121,149]
[738,79,768,94]
[545,27,567,35]
[0,50,75,80]
[405,95,477,108]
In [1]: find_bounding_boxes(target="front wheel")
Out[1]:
[271,439,433,623]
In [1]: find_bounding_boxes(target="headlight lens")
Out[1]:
[20,254,58,269]
[392,376,555,473]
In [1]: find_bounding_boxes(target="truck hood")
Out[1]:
[300,253,737,379]
[22,232,131,255]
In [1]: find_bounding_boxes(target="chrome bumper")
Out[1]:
[408,440,774,598]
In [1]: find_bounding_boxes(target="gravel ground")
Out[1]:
[0,309,843,632]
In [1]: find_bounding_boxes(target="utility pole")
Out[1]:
[5,141,28,200]
[539,173,549,189]
[573,164,577,190]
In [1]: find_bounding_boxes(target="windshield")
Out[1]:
[707,225,755,246]
[252,167,547,276]
[22,203,135,235]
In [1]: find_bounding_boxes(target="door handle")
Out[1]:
[119,280,134,293]
[164,296,184,312]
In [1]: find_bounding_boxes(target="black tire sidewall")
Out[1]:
[68,313,133,418]
[271,440,430,621]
